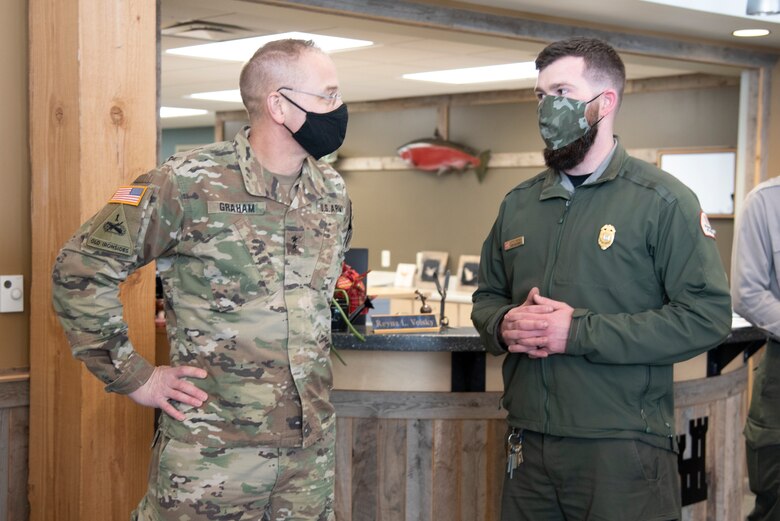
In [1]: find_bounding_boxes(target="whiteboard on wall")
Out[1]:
[658,150,736,216]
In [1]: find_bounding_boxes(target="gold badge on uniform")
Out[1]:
[503,236,525,251]
[598,224,616,251]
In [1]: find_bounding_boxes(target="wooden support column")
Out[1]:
[735,70,760,218]
[28,1,157,520]
[436,102,450,140]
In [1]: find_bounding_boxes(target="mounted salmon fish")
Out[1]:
[397,135,491,182]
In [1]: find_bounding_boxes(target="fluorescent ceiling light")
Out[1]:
[166,32,373,62]
[402,62,538,85]
[732,28,771,36]
[160,107,209,118]
[189,90,243,103]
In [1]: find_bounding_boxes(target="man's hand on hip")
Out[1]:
[128,365,208,421]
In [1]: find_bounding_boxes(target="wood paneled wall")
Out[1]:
[28,1,157,519]
[674,366,748,521]
[333,391,507,521]
[0,0,31,370]
[0,377,29,521]
[332,368,747,521]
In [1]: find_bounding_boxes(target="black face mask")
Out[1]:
[278,90,348,159]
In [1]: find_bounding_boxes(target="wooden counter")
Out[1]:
[332,323,766,391]
[331,326,765,521]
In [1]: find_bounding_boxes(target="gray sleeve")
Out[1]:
[732,187,780,339]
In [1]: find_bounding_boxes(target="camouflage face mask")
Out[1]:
[537,92,603,151]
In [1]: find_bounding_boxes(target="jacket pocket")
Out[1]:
[310,217,344,292]
[287,213,343,292]
[629,439,661,482]
[147,428,172,492]
[190,217,279,312]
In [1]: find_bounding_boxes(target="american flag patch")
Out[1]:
[108,185,148,206]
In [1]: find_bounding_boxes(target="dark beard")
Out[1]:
[543,123,599,172]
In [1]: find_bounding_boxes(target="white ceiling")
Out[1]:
[160,0,780,128]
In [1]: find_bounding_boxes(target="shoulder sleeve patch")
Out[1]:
[86,204,135,256]
[108,185,149,206]
[700,211,716,239]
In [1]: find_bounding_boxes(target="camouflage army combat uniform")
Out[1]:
[52,126,352,520]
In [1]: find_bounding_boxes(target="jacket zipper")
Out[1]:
[640,366,651,433]
[542,196,573,433]
[657,373,674,441]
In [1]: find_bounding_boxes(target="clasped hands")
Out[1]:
[500,287,574,358]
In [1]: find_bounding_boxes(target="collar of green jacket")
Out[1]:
[233,125,328,206]
[539,138,628,202]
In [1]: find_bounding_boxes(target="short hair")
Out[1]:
[239,39,321,121]
[535,37,626,104]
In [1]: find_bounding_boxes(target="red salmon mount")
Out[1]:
[397,136,491,182]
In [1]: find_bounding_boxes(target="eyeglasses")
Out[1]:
[278,86,343,106]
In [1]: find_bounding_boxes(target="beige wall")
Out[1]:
[0,0,29,370]
[769,61,780,180]
[341,86,740,276]
[5,1,777,374]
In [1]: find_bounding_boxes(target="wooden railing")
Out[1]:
[332,366,748,521]
[333,391,506,521]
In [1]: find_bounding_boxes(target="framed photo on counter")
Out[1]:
[456,255,480,291]
[393,263,417,288]
[415,251,449,288]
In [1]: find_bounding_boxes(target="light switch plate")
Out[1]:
[0,275,23,313]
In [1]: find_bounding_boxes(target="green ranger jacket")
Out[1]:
[52,127,352,449]
[472,142,731,450]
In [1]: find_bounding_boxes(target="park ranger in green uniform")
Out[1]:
[472,37,732,521]
[52,39,351,521]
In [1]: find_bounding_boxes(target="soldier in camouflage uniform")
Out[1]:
[52,39,352,521]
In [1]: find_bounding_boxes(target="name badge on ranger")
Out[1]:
[503,236,525,251]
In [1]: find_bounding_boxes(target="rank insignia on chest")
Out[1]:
[598,224,616,250]
[503,236,524,251]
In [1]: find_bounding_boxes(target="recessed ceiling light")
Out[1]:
[166,32,373,62]
[732,28,771,37]
[160,107,209,118]
[402,62,538,85]
[188,90,243,103]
